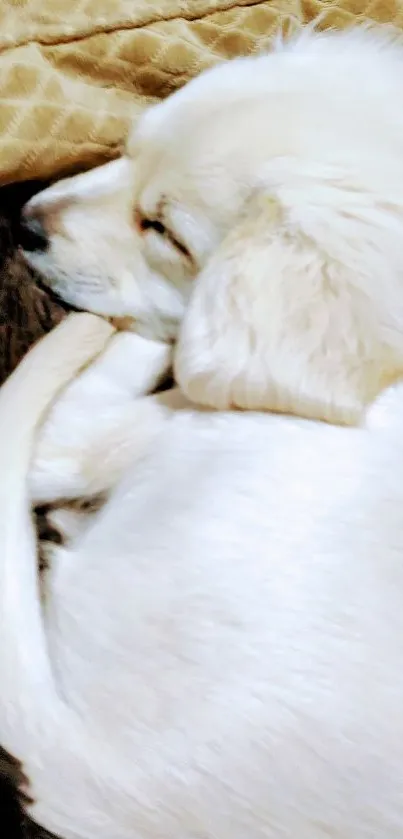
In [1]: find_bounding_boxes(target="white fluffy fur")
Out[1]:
[4,24,403,838]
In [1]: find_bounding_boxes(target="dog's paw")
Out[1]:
[30,331,172,505]
[92,331,173,398]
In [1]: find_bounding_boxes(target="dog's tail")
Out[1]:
[0,313,114,759]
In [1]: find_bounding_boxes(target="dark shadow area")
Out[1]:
[0,182,64,838]
[0,180,69,387]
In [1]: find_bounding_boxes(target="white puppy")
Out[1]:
[3,24,403,839]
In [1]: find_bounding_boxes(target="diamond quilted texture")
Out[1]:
[0,0,401,185]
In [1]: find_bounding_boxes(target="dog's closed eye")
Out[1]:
[137,215,166,236]
[135,207,191,261]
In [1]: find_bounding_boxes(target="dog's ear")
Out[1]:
[174,193,403,424]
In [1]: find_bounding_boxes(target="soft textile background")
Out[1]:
[0,0,401,185]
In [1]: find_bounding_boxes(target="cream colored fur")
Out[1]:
[3,23,403,839]
[24,25,403,425]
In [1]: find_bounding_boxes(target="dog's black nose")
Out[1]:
[19,213,49,252]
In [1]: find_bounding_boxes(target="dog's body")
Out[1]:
[3,24,403,838]
[7,318,403,839]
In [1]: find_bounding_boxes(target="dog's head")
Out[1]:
[21,28,403,424]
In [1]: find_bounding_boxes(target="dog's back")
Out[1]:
[17,397,403,839]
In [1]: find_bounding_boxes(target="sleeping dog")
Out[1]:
[3,24,403,839]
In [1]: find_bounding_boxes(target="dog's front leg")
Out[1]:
[30,332,172,504]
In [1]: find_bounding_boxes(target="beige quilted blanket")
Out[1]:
[0,0,402,187]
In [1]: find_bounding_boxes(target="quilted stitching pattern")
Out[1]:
[0,0,401,185]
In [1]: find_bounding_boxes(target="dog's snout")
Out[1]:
[19,207,49,253]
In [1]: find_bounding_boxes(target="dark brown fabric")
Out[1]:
[0,746,28,836]
[0,181,69,386]
[0,745,58,838]
[0,185,65,838]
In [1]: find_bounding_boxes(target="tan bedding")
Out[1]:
[0,0,401,187]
